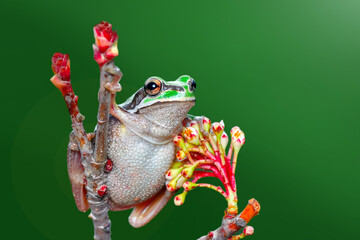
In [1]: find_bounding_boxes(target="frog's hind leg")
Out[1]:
[128,187,174,228]
[67,132,89,212]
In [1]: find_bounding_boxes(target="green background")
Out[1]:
[2,0,360,239]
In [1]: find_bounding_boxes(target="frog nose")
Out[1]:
[189,79,196,92]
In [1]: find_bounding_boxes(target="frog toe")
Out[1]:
[67,133,89,212]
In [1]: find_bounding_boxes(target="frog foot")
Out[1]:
[105,81,122,94]
[128,187,175,228]
[103,62,122,94]
[67,132,89,212]
[100,61,125,121]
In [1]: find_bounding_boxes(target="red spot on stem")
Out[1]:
[83,176,87,186]
[97,185,108,197]
[105,159,113,172]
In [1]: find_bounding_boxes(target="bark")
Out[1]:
[84,61,121,240]
[85,62,114,240]
[197,199,260,240]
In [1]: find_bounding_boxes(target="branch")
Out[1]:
[86,21,121,240]
[50,53,92,155]
[197,199,260,240]
[86,62,113,240]
[87,61,121,240]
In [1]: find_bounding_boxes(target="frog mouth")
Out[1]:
[122,98,195,114]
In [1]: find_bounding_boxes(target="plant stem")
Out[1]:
[226,186,238,216]
[192,171,217,182]
[197,183,227,198]
[231,148,240,175]
[50,75,92,155]
[227,143,233,160]
[196,165,223,180]
[197,199,260,240]
[86,62,116,240]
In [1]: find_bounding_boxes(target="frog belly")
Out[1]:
[107,118,175,207]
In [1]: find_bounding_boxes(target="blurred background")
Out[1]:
[1,0,360,239]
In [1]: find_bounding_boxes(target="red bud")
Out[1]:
[97,185,108,197]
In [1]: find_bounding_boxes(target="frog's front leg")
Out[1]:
[102,62,124,121]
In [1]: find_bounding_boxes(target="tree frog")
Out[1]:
[67,75,196,227]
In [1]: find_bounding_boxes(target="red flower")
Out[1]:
[93,21,119,66]
[212,121,225,136]
[94,21,118,53]
[183,127,200,145]
[51,53,70,82]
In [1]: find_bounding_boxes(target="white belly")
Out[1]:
[106,117,175,207]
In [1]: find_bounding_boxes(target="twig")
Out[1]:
[197,199,260,240]
[86,21,121,240]
[87,62,115,240]
[50,53,92,156]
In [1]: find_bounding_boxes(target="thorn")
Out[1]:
[76,113,85,122]
[86,133,95,141]
[69,142,79,151]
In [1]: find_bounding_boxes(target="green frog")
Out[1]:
[67,75,196,228]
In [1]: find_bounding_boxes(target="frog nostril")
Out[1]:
[192,80,196,90]
[189,79,196,92]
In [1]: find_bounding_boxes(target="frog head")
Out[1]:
[117,75,196,144]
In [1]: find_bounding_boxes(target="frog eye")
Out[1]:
[188,78,196,92]
[144,78,162,96]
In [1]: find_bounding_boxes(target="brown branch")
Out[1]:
[85,62,115,240]
[84,21,122,240]
[85,62,121,240]
[50,54,92,156]
[197,199,260,240]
